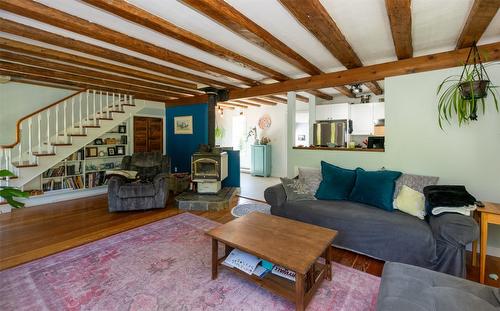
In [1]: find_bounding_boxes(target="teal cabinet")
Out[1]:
[251,145,272,177]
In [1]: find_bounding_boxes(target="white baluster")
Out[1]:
[119,93,123,110]
[28,117,33,163]
[18,140,21,165]
[71,97,75,133]
[46,109,51,152]
[37,114,41,155]
[93,90,97,126]
[63,100,67,140]
[112,93,116,111]
[86,90,90,125]
[55,105,59,144]
[7,149,12,174]
[106,92,110,118]
[130,95,133,106]
[99,92,103,119]
[79,93,83,134]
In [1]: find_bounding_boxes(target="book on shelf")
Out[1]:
[42,179,63,192]
[63,176,84,190]
[85,171,107,188]
[43,166,65,178]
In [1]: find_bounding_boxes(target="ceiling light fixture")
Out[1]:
[350,84,363,95]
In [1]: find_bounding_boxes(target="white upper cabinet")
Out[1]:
[373,102,385,121]
[315,103,349,121]
[350,103,374,135]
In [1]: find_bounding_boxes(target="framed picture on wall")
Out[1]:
[107,147,116,156]
[86,147,98,158]
[174,116,193,134]
[116,146,125,155]
[118,125,127,133]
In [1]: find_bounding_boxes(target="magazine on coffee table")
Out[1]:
[271,265,296,281]
[223,249,261,275]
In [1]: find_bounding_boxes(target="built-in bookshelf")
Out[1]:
[30,122,130,195]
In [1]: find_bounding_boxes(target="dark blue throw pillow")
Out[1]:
[349,168,402,211]
[315,161,357,200]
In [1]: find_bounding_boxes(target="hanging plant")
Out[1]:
[437,43,499,129]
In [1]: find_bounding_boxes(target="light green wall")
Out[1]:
[288,65,500,252]
[0,82,74,145]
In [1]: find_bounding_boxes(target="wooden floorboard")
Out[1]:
[0,194,498,287]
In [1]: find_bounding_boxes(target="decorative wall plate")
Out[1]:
[258,114,272,129]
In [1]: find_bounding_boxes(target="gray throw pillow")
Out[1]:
[394,173,439,198]
[298,167,322,194]
[281,178,316,201]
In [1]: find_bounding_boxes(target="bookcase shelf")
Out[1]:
[30,121,130,196]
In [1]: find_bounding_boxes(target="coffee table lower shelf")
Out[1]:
[213,249,330,311]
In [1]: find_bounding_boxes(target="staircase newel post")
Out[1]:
[93,90,97,126]
[55,104,59,144]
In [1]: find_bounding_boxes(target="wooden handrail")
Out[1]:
[1,88,87,149]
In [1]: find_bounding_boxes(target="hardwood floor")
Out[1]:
[0,194,498,287]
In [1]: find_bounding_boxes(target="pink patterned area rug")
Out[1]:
[0,213,380,311]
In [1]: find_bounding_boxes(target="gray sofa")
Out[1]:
[264,184,479,277]
[377,262,500,311]
[108,152,170,212]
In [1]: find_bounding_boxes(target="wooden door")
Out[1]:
[134,117,163,153]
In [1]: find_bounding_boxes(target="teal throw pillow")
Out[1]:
[349,168,402,211]
[315,161,357,200]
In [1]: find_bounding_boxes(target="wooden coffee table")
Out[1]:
[206,212,338,311]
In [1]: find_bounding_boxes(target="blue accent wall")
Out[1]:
[166,103,208,173]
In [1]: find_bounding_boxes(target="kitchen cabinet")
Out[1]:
[373,102,385,121]
[251,145,272,177]
[350,103,374,135]
[315,103,348,121]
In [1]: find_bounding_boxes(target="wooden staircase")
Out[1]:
[0,89,145,189]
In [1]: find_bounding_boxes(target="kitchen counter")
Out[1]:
[293,146,385,152]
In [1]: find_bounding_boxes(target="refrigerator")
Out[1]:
[313,120,348,147]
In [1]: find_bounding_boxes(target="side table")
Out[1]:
[169,173,191,194]
[472,202,500,283]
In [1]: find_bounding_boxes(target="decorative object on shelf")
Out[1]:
[86,147,98,157]
[116,145,125,155]
[0,170,29,212]
[118,125,127,133]
[258,114,272,129]
[246,126,258,145]
[298,135,306,141]
[105,137,117,145]
[120,135,127,144]
[260,136,271,145]
[94,138,103,145]
[98,151,106,157]
[107,147,116,156]
[437,43,499,128]
[174,115,193,134]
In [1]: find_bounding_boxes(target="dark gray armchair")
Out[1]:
[108,152,170,212]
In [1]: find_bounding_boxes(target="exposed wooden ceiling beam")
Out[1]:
[0,61,181,98]
[9,76,82,91]
[242,98,278,106]
[232,100,261,107]
[0,50,196,96]
[80,0,289,82]
[0,18,235,89]
[1,70,170,102]
[216,104,235,110]
[385,0,413,59]
[264,95,288,104]
[0,0,260,86]
[0,37,198,90]
[164,42,500,105]
[456,0,500,48]
[180,0,336,100]
[279,0,383,95]
[363,82,384,96]
[220,102,248,108]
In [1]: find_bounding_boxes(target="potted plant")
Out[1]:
[437,43,499,128]
[0,170,29,213]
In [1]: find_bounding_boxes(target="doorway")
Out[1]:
[133,116,163,153]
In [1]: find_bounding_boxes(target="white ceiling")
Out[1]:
[0,0,498,95]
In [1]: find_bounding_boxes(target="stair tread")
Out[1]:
[33,152,56,156]
[58,134,87,137]
[51,143,72,146]
[0,175,18,180]
[109,110,125,113]
[13,162,38,168]
[74,125,99,128]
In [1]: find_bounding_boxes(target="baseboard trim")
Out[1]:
[21,187,108,207]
